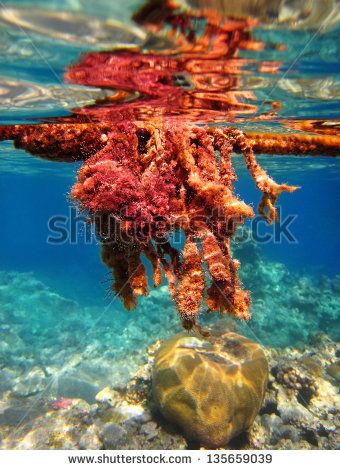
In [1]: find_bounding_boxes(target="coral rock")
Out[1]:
[99,423,135,450]
[152,331,268,448]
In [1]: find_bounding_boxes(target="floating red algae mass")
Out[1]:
[0,0,339,332]
[70,120,298,330]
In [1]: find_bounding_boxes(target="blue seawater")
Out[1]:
[0,0,339,447]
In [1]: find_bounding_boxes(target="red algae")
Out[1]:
[70,120,297,330]
[0,0,339,332]
[51,397,73,410]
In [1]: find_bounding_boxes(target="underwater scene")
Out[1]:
[0,0,339,451]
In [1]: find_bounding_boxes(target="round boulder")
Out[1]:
[152,331,268,448]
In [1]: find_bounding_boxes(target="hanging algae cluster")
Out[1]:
[0,0,339,333]
[71,121,297,331]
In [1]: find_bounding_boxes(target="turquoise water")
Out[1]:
[0,0,339,442]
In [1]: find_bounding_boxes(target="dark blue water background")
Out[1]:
[1,153,339,305]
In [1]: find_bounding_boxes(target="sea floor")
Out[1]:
[0,238,339,449]
[0,330,339,450]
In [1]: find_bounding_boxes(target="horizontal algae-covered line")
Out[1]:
[1,124,340,162]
